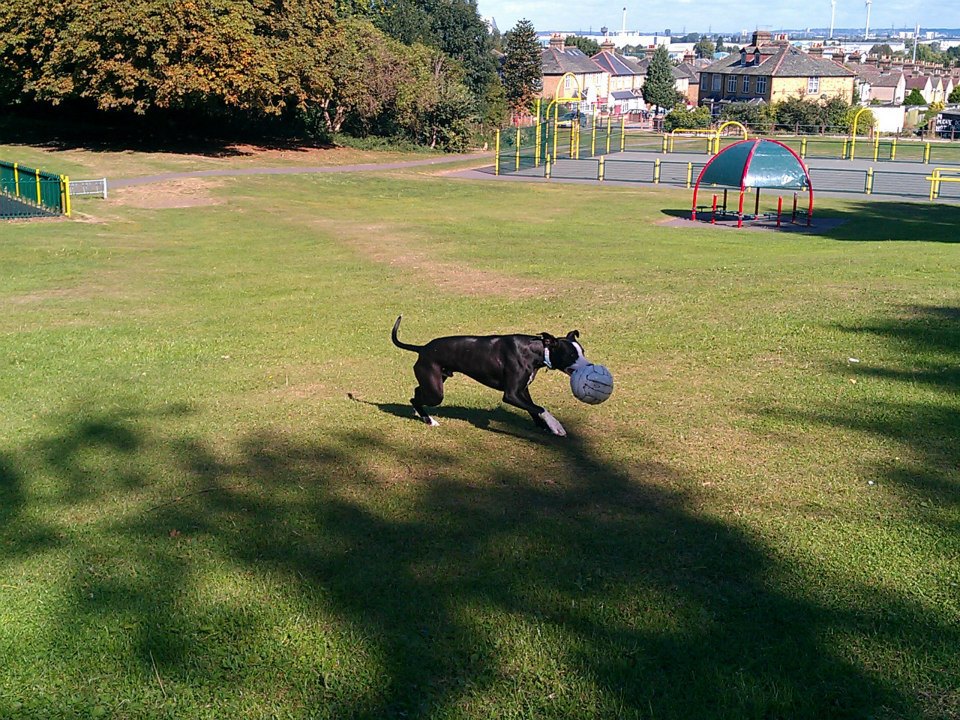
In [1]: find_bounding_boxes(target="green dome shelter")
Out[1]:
[691,138,813,228]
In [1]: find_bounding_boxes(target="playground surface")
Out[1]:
[487,149,956,203]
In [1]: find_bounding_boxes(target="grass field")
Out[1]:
[1,152,958,719]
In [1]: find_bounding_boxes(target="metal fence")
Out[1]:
[69,178,108,199]
[0,161,71,219]
[495,116,626,176]
[528,156,945,201]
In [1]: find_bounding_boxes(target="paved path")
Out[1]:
[108,153,491,189]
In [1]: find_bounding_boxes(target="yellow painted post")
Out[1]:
[533,124,539,168]
[865,167,874,195]
[928,170,938,200]
[494,130,500,175]
[552,106,559,162]
[598,155,605,181]
[923,143,931,164]
[591,116,597,157]
[800,138,807,158]
[35,169,42,205]
[686,162,693,188]
[654,158,661,184]
[661,134,668,153]
[873,135,880,162]
[605,114,612,154]
[545,154,552,179]
[13,162,20,197]
[619,116,625,151]
[841,138,849,159]
[515,126,521,170]
[890,137,897,161]
[61,175,71,217]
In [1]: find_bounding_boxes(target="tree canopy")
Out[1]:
[0,0,506,149]
[565,36,600,56]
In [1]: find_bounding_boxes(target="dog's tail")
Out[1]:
[391,315,422,353]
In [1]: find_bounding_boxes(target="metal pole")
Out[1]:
[653,158,661,184]
[620,116,625,152]
[865,167,874,195]
[598,155,605,181]
[495,130,500,175]
[686,162,693,189]
[516,126,522,170]
[777,196,783,227]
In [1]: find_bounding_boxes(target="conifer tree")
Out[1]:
[643,45,682,112]
[501,19,542,113]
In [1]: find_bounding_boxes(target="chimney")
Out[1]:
[683,50,695,64]
[549,33,564,50]
[751,30,772,47]
[600,39,616,52]
[644,45,657,59]
[807,44,824,58]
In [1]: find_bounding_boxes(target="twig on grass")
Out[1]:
[149,650,167,698]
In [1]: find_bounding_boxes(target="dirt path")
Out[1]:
[108,152,492,189]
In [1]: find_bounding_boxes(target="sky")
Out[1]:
[478,0,960,36]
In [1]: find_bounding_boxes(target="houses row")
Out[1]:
[539,30,960,116]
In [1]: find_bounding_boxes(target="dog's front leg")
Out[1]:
[503,387,567,437]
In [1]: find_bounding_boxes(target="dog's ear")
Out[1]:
[539,332,557,345]
[566,330,580,340]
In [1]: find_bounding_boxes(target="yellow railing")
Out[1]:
[926,167,960,200]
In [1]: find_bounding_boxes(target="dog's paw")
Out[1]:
[420,415,439,427]
[539,411,567,437]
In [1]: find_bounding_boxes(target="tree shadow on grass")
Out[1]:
[0,109,332,158]
[1,399,957,718]
[812,202,960,243]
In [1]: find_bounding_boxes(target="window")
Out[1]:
[701,73,709,89]
[756,76,768,94]
[807,76,820,94]
[742,76,750,94]
[712,74,721,91]
[727,75,737,93]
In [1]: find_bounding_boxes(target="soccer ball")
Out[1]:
[570,364,614,405]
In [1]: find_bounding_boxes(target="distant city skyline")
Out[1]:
[479,0,959,36]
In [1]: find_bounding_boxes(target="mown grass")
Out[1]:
[1,160,958,720]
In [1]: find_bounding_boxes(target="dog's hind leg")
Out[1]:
[411,359,444,426]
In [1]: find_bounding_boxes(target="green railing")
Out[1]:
[0,161,71,219]
[495,115,627,176]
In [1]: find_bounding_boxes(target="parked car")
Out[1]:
[557,111,581,128]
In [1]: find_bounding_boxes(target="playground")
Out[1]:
[1,138,958,719]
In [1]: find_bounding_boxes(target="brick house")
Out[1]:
[698,31,855,111]
[540,35,607,106]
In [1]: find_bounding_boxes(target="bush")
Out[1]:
[663,105,711,133]
[720,102,775,132]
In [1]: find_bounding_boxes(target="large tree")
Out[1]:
[373,0,496,96]
[501,19,542,113]
[642,45,681,112]
[694,39,715,59]
[0,0,333,115]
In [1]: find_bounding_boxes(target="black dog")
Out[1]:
[391,316,591,436]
